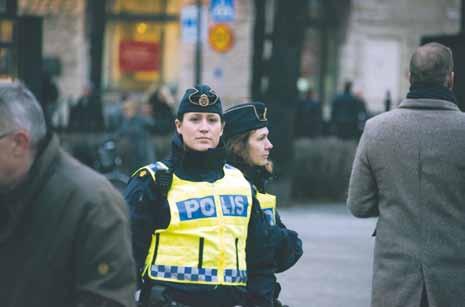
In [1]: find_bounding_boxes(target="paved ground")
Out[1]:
[276,203,377,307]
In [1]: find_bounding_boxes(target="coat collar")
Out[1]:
[398,98,460,111]
[0,133,61,244]
[21,133,61,204]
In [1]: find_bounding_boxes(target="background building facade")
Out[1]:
[8,0,463,112]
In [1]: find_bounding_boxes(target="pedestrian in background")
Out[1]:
[347,42,465,307]
[41,70,59,129]
[125,85,284,307]
[331,81,367,139]
[0,81,136,307]
[224,102,303,307]
[294,89,322,138]
[146,84,176,136]
[68,82,104,132]
[116,98,156,174]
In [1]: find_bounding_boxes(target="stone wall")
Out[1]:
[19,0,88,101]
[338,0,461,113]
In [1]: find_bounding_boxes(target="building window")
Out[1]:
[0,19,14,78]
[103,0,180,91]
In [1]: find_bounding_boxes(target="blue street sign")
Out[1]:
[181,5,198,43]
[210,0,235,23]
[181,5,207,44]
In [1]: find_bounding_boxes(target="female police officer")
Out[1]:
[223,102,303,307]
[125,86,282,307]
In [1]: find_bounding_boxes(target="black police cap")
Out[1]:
[223,102,268,141]
[177,84,223,119]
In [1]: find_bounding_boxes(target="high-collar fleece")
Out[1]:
[227,158,272,193]
[169,134,226,183]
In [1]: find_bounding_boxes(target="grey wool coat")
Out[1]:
[347,98,465,307]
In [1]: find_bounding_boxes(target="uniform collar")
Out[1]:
[227,158,272,193]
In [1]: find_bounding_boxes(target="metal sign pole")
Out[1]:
[195,0,202,85]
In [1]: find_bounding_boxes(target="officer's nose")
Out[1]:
[265,138,273,150]
[199,118,210,132]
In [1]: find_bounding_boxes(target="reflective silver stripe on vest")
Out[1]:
[151,265,218,282]
[224,269,248,283]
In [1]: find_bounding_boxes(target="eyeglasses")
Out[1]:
[225,104,268,122]
[186,88,219,107]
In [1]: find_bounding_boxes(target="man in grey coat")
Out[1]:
[347,42,465,307]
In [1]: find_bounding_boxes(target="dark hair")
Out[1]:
[344,81,352,93]
[409,42,454,86]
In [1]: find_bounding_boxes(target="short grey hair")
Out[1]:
[0,81,47,147]
[409,42,454,86]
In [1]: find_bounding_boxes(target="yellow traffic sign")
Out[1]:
[209,23,234,53]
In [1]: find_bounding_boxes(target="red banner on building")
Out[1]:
[119,40,160,73]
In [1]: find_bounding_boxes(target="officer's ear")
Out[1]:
[219,120,225,136]
[175,118,182,134]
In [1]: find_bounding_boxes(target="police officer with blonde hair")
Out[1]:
[125,85,284,307]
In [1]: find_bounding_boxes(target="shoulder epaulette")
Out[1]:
[132,162,169,180]
[132,161,173,197]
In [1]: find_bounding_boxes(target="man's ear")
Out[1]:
[448,71,455,90]
[11,130,31,157]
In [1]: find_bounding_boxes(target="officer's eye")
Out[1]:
[208,116,219,124]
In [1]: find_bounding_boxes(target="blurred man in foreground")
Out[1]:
[0,81,136,307]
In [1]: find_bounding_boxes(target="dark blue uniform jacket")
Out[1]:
[125,135,287,307]
[227,160,303,305]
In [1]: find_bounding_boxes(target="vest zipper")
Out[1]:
[235,237,239,272]
[198,237,205,268]
[152,233,160,265]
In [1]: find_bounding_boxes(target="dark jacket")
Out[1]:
[331,91,367,139]
[116,115,156,173]
[68,93,104,132]
[0,134,136,307]
[125,135,283,307]
[227,160,303,305]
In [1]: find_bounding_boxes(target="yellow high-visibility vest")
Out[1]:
[141,163,252,286]
[256,191,277,226]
